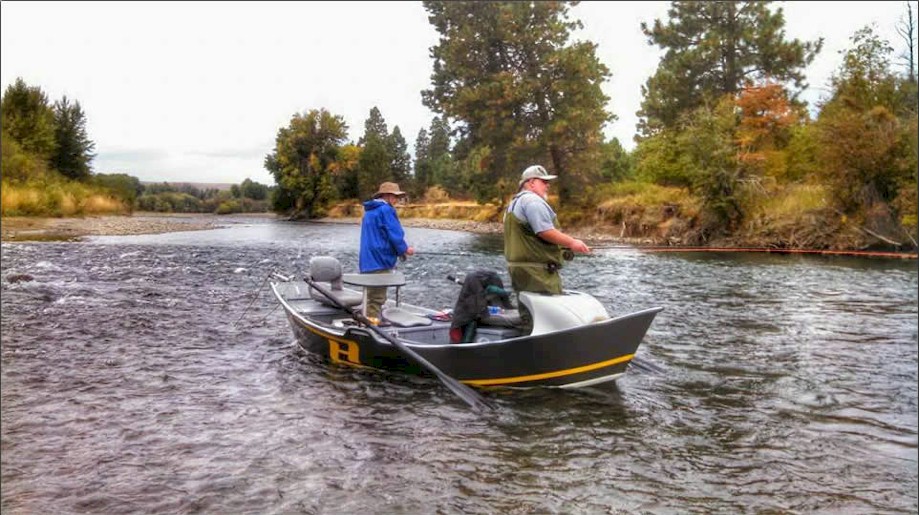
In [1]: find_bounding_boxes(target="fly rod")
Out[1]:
[589,245,918,259]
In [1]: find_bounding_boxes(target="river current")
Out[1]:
[1,216,917,514]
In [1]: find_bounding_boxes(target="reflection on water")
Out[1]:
[2,216,917,513]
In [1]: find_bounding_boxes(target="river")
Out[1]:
[1,216,917,513]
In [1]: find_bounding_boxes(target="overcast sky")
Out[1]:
[2,1,916,185]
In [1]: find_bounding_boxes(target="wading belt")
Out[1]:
[508,261,561,274]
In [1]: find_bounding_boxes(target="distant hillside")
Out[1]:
[141,181,234,191]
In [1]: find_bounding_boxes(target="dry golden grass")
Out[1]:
[755,183,829,219]
[59,193,77,215]
[1,181,128,217]
[322,181,911,250]
[592,182,699,226]
[328,200,503,223]
[402,202,501,222]
[1,187,40,214]
[81,195,125,214]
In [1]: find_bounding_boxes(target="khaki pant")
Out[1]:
[363,269,394,320]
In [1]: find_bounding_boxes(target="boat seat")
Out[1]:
[342,271,407,311]
[479,309,523,328]
[382,307,432,327]
[307,256,364,308]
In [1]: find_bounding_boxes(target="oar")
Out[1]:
[303,276,494,412]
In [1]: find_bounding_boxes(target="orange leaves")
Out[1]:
[736,81,798,146]
[734,81,800,174]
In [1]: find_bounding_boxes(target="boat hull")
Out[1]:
[274,280,662,389]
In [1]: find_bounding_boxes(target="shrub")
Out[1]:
[215,199,242,214]
[423,186,450,203]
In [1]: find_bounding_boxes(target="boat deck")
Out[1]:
[274,280,522,345]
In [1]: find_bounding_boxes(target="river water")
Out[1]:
[1,216,917,514]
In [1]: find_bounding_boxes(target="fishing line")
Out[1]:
[414,250,485,257]
[582,245,918,259]
[233,272,272,329]
[247,302,281,327]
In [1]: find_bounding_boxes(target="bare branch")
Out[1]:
[896,1,919,80]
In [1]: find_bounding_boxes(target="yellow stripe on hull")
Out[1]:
[462,354,635,386]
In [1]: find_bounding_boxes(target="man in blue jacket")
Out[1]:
[359,182,415,320]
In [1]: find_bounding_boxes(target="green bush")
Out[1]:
[136,192,203,212]
[215,199,241,214]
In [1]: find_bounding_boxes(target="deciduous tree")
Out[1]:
[92,173,142,208]
[896,1,918,82]
[239,178,269,200]
[330,143,361,201]
[734,81,801,178]
[264,108,347,218]
[816,25,918,242]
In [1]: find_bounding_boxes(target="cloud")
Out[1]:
[95,148,274,185]
[2,1,916,184]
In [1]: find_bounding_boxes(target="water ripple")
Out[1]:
[1,221,917,513]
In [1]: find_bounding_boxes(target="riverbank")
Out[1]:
[2,213,916,259]
[0,213,224,242]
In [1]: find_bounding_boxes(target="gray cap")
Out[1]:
[518,165,558,187]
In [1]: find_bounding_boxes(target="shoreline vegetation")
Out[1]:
[1,211,916,259]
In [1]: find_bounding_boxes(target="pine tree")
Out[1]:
[428,116,451,160]
[358,134,389,200]
[357,107,393,199]
[422,1,611,203]
[388,126,411,187]
[426,116,451,187]
[359,106,388,145]
[413,128,432,197]
[1,78,56,160]
[51,96,96,181]
[638,1,822,136]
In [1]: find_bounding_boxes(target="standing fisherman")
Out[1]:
[359,182,415,321]
[504,165,591,328]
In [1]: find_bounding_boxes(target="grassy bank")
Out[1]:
[326,181,915,252]
[4,179,913,252]
[1,179,129,217]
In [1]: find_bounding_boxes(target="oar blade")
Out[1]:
[430,368,495,412]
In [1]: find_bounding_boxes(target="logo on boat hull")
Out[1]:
[328,338,361,365]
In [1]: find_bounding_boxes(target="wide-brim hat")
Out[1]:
[373,182,407,198]
[518,165,558,187]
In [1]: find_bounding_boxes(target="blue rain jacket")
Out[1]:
[359,199,409,273]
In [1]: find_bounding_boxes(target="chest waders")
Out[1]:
[503,200,564,295]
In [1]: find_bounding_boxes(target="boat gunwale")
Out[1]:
[271,278,662,349]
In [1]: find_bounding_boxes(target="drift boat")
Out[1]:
[271,256,662,390]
